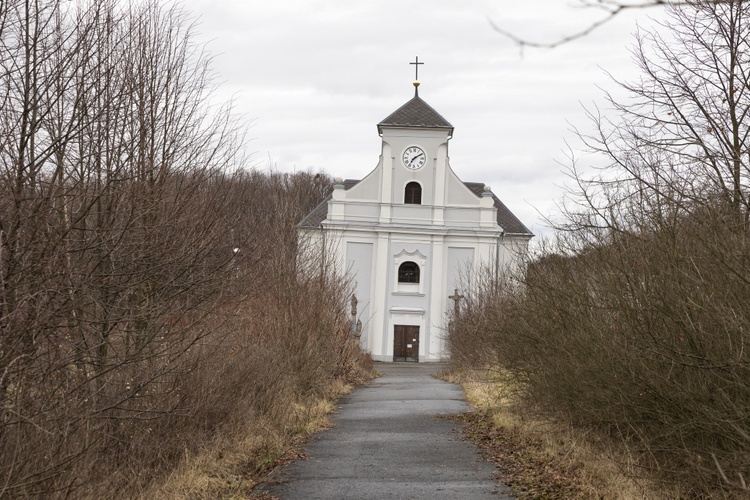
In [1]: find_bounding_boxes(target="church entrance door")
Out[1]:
[393,325,419,362]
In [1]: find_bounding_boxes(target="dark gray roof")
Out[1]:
[377,95,454,136]
[463,182,532,235]
[297,180,358,228]
[298,179,533,236]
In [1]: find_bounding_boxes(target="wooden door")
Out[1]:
[393,325,419,362]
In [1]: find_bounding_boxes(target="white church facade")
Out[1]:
[299,83,533,362]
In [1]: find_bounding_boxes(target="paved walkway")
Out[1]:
[257,362,514,499]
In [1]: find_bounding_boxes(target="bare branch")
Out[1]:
[489,1,724,49]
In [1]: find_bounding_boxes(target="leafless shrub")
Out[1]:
[452,2,750,495]
[0,0,366,497]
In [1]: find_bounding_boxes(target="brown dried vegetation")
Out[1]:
[451,2,750,497]
[0,1,370,497]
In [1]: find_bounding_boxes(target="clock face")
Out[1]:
[402,146,426,170]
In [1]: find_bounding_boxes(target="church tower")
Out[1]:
[299,61,532,362]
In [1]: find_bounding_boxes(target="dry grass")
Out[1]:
[147,382,354,499]
[453,369,681,500]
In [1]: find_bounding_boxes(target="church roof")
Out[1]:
[462,182,532,235]
[297,179,358,229]
[377,94,454,137]
[297,180,533,236]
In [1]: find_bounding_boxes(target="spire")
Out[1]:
[377,57,453,136]
[377,94,453,137]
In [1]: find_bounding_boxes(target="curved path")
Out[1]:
[257,362,514,499]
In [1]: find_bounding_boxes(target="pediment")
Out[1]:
[393,249,427,263]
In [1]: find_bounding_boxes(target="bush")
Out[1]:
[0,0,369,495]
[452,3,750,495]
[450,207,750,495]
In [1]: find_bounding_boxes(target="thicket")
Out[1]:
[0,1,368,497]
[450,2,750,496]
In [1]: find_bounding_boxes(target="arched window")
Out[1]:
[404,182,422,205]
[398,261,420,283]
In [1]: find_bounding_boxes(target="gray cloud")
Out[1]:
[182,0,662,238]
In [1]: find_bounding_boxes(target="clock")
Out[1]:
[402,146,426,170]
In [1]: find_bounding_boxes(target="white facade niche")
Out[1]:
[393,249,427,296]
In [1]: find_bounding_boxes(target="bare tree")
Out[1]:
[569,0,750,231]
[453,2,750,495]
[491,0,724,48]
[0,0,249,495]
[0,1,368,497]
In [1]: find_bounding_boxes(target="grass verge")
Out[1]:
[448,369,681,500]
[146,380,361,499]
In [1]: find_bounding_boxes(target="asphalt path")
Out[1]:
[257,362,514,499]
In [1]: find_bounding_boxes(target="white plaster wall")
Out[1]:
[304,119,530,362]
[317,220,527,362]
[428,234,447,360]
[390,205,433,225]
[446,246,475,296]
[382,129,447,207]
[346,241,373,346]
[346,164,380,201]
[446,169,483,205]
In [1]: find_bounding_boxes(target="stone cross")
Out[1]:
[448,288,464,319]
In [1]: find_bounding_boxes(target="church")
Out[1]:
[299,67,533,362]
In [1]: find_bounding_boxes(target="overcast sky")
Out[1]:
[180,0,664,238]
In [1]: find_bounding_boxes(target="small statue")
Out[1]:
[350,295,362,338]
